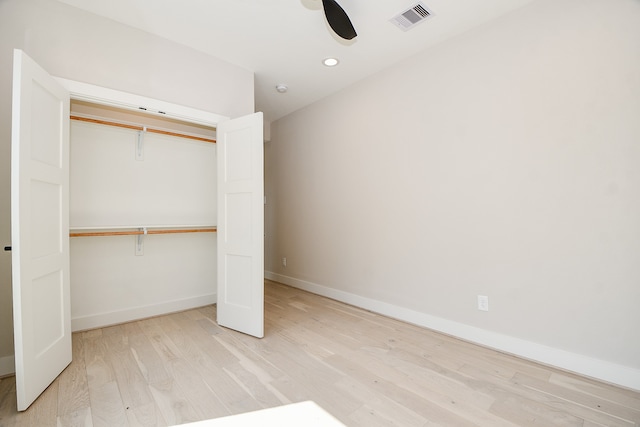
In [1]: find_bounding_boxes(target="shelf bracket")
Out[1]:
[136,127,146,161]
[135,227,146,256]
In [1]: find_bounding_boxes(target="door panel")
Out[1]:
[11,49,71,411]
[217,112,264,338]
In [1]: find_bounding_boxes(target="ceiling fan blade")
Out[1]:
[321,0,357,40]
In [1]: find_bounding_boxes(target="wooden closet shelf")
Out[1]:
[70,115,216,144]
[70,227,217,238]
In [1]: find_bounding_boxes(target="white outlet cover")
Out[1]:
[477,295,489,311]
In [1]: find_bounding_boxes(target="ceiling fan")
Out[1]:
[321,0,357,40]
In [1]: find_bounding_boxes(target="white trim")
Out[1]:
[265,271,640,392]
[55,79,224,331]
[71,294,216,332]
[0,355,15,377]
[55,77,228,127]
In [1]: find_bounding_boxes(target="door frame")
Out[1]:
[56,78,228,128]
[60,79,265,337]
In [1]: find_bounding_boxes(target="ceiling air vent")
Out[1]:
[389,2,433,31]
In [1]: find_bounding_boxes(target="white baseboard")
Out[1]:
[0,355,15,377]
[2,295,217,377]
[265,271,640,392]
[71,293,217,332]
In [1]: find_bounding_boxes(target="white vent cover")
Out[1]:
[389,2,433,31]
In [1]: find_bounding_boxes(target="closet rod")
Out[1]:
[70,115,217,144]
[70,227,217,238]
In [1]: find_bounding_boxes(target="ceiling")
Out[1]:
[56,0,534,123]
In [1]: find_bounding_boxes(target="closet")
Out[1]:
[11,49,263,411]
[68,101,219,332]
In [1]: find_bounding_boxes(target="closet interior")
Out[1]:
[68,100,219,331]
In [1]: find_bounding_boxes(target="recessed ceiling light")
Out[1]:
[275,84,288,93]
[323,57,339,67]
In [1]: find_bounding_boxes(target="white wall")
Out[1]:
[0,0,254,375]
[68,117,218,331]
[265,0,640,390]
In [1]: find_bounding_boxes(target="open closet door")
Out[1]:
[11,49,72,411]
[217,112,264,338]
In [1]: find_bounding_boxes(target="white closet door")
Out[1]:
[217,112,264,338]
[11,49,72,411]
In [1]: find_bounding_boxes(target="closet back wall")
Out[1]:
[0,0,254,375]
[69,105,218,331]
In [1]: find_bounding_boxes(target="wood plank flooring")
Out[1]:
[0,280,638,426]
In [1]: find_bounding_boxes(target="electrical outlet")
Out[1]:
[477,295,489,311]
[282,257,287,267]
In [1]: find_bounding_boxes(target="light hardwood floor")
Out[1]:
[1,280,639,426]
